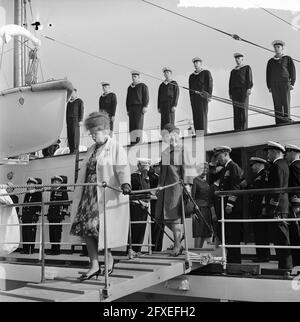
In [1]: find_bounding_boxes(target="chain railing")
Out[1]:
[215,186,300,270]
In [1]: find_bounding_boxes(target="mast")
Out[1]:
[13,0,26,87]
[13,0,22,87]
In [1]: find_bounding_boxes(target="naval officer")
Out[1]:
[99,82,117,132]
[66,89,84,154]
[229,53,253,130]
[266,40,296,124]
[285,144,300,267]
[158,67,179,130]
[21,178,42,254]
[214,146,243,264]
[189,57,213,135]
[47,175,69,255]
[264,141,292,269]
[126,71,149,144]
[248,157,270,262]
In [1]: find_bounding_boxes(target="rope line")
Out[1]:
[139,0,300,63]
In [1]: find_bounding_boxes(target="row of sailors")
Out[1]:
[66,39,296,150]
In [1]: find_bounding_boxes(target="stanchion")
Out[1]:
[221,196,226,271]
[40,188,45,283]
[101,182,109,300]
[181,184,190,272]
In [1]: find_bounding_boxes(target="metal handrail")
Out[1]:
[215,186,300,197]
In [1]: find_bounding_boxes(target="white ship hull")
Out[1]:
[0,80,73,159]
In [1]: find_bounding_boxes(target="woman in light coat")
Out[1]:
[70,111,131,281]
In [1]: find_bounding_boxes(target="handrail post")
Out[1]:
[102,182,109,299]
[148,203,152,255]
[40,188,45,283]
[221,196,226,271]
[181,182,190,272]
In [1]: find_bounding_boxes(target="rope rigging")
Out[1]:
[139,0,300,64]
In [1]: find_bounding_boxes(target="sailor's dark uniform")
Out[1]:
[22,191,42,254]
[189,70,213,134]
[248,168,270,260]
[266,158,292,269]
[66,98,84,153]
[99,92,117,131]
[266,55,296,124]
[47,187,69,254]
[130,171,150,252]
[229,65,253,130]
[158,81,179,130]
[219,159,243,263]
[126,83,149,144]
[288,159,300,266]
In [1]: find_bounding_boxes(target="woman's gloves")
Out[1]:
[121,183,132,195]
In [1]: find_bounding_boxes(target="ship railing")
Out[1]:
[0,180,191,299]
[215,186,300,270]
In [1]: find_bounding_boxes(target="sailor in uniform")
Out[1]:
[266,40,296,124]
[66,88,84,154]
[99,82,117,132]
[214,146,243,263]
[126,71,149,144]
[229,53,253,130]
[158,67,179,130]
[248,157,270,262]
[129,158,151,253]
[285,144,300,267]
[21,177,42,254]
[47,175,69,255]
[189,57,213,135]
[264,141,292,269]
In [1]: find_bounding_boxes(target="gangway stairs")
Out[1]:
[0,252,208,302]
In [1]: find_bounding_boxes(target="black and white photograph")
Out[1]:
[0,0,300,306]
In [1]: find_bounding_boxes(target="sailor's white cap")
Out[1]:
[101,82,110,86]
[234,52,244,58]
[249,157,267,165]
[27,177,38,184]
[51,175,64,183]
[213,146,232,156]
[285,144,300,153]
[162,67,172,73]
[131,70,140,76]
[272,40,285,47]
[265,141,285,153]
[192,57,202,63]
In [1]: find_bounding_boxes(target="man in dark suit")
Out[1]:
[66,88,84,154]
[285,144,300,267]
[266,40,296,124]
[126,71,149,145]
[264,141,292,269]
[21,178,42,254]
[189,57,213,135]
[248,157,270,262]
[47,175,69,255]
[214,146,243,264]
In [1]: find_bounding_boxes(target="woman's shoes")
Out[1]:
[100,260,115,276]
[77,269,101,282]
[169,245,184,257]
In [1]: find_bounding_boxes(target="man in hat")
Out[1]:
[214,146,243,263]
[126,71,149,145]
[158,67,179,130]
[285,144,300,267]
[266,40,296,125]
[229,53,253,130]
[99,82,117,132]
[129,158,151,254]
[21,178,42,254]
[66,88,84,154]
[264,141,292,269]
[248,157,270,262]
[47,175,69,255]
[189,57,213,135]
